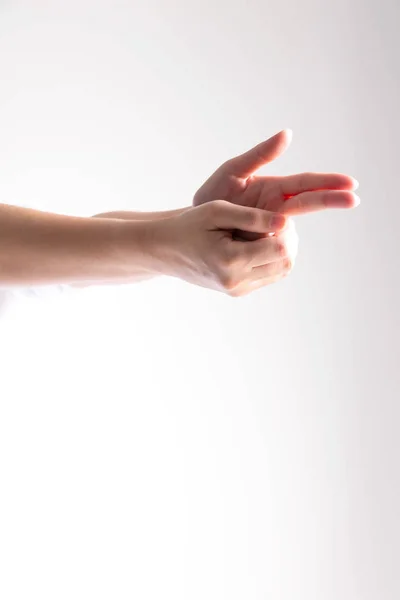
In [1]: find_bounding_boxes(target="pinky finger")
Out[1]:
[250,257,293,281]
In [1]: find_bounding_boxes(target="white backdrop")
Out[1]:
[0,1,399,599]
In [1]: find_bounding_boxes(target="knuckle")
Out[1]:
[284,257,294,272]
[217,263,240,290]
[205,199,226,218]
[221,274,240,291]
[228,287,246,298]
[276,240,287,258]
[212,199,227,209]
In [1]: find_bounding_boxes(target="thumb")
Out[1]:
[212,201,287,234]
[226,129,292,178]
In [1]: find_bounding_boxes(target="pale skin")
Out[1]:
[0,130,359,297]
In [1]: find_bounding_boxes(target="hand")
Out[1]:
[153,200,299,297]
[193,130,359,216]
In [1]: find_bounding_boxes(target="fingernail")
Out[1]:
[272,215,287,230]
[351,177,359,190]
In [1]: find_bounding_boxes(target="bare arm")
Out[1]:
[0,203,163,288]
[0,200,296,298]
[92,207,189,221]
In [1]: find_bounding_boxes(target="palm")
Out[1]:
[193,130,359,216]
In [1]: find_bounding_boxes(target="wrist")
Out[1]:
[116,218,174,279]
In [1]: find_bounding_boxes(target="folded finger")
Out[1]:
[239,237,286,267]
[250,257,292,281]
[213,201,287,233]
[229,271,286,297]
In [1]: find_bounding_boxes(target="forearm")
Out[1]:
[0,203,163,287]
[92,207,190,221]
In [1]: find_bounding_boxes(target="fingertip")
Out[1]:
[271,214,287,230]
[344,191,361,208]
[323,190,361,209]
[343,191,360,208]
[284,128,293,141]
[277,128,293,145]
